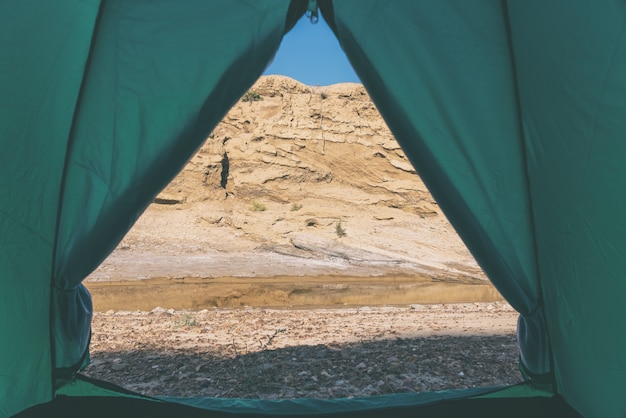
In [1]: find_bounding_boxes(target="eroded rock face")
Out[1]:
[158,75,432,216]
[92,76,484,283]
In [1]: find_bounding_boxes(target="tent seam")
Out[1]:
[500,0,557,391]
[49,0,106,397]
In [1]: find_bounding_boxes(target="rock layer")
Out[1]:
[89,76,485,283]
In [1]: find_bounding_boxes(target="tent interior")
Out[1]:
[2,0,625,416]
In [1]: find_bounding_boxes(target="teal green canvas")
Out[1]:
[327,0,549,377]
[506,3,626,415]
[59,376,510,415]
[325,1,626,416]
[0,1,101,414]
[1,1,290,415]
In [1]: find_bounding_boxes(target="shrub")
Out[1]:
[335,219,347,237]
[241,90,263,102]
[290,203,303,211]
[250,201,267,212]
[173,313,197,328]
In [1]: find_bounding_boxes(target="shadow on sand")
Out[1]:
[82,334,521,399]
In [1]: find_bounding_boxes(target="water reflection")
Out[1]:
[85,275,503,311]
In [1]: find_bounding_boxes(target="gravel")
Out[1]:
[82,303,523,399]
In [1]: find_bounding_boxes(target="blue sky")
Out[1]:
[263,15,361,86]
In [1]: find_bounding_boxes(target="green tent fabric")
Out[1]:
[18,376,579,418]
[1,0,296,414]
[1,0,625,417]
[322,0,551,379]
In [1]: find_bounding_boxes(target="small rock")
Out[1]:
[111,362,128,371]
[151,307,166,315]
[320,371,332,378]
[364,384,377,394]
[305,218,319,227]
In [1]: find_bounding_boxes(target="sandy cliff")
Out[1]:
[88,76,485,283]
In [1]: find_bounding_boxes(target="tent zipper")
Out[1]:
[306,0,319,23]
